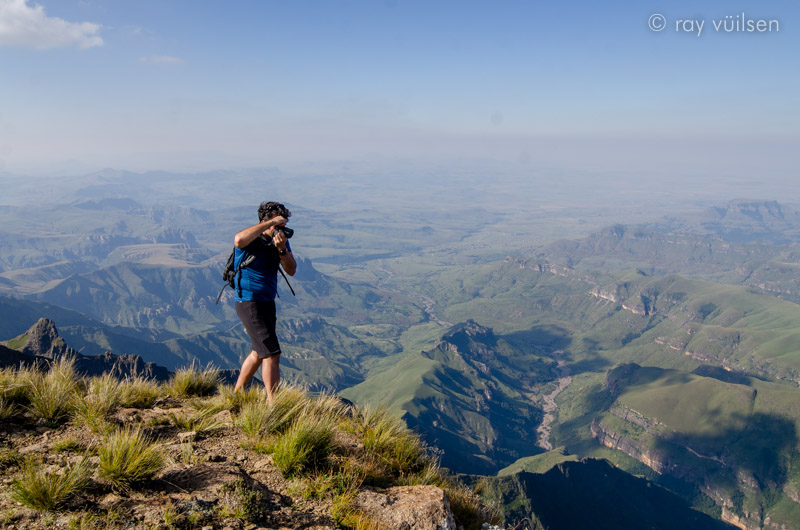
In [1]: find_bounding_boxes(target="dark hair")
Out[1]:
[258,201,292,222]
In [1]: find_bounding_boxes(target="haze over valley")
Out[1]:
[3,163,800,528]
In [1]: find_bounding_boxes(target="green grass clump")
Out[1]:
[0,365,33,403]
[168,408,223,438]
[217,383,261,412]
[27,358,79,426]
[360,406,423,475]
[271,413,337,477]
[11,456,92,511]
[168,363,220,398]
[98,425,165,490]
[236,385,306,440]
[53,439,83,453]
[119,377,162,408]
[75,373,122,431]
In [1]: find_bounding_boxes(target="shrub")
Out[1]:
[219,478,266,523]
[168,363,220,398]
[98,425,164,490]
[119,377,162,408]
[271,413,336,477]
[11,456,92,511]
[27,358,79,426]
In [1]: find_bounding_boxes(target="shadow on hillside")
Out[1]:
[691,364,752,386]
[504,325,572,351]
[654,411,797,492]
[565,357,610,375]
[507,459,736,530]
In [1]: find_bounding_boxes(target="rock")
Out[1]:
[355,485,457,530]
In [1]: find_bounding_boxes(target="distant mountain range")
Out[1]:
[4,194,800,528]
[0,317,172,381]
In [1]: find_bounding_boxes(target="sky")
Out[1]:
[0,0,798,179]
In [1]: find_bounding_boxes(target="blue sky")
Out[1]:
[0,0,797,177]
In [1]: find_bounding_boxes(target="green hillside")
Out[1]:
[343,320,555,475]
[576,363,800,528]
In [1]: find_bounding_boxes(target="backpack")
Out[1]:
[215,245,295,304]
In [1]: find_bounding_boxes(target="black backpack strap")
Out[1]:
[215,250,257,305]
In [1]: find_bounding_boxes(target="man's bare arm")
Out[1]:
[234,216,286,249]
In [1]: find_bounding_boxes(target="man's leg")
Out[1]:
[262,354,280,402]
[234,350,261,392]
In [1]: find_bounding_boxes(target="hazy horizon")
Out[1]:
[0,0,797,192]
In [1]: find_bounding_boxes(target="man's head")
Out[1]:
[258,201,292,223]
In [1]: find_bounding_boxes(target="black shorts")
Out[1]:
[235,300,281,359]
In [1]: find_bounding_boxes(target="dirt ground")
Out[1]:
[0,397,339,529]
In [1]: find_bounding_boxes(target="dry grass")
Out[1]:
[75,373,123,431]
[168,363,220,398]
[236,385,306,440]
[98,425,165,491]
[27,358,79,426]
[11,456,92,511]
[119,377,162,408]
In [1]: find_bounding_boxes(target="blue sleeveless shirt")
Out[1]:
[233,237,291,302]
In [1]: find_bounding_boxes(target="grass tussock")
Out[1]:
[0,365,34,404]
[168,363,220,398]
[11,456,92,511]
[118,377,162,408]
[360,406,423,476]
[236,385,306,440]
[229,386,493,528]
[98,425,165,491]
[168,408,224,438]
[271,413,337,477]
[217,383,261,412]
[75,373,123,431]
[27,358,80,426]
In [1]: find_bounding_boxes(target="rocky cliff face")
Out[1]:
[1,318,171,381]
[590,412,778,530]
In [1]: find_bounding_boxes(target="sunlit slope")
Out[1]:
[586,363,800,528]
[342,321,555,475]
[429,261,800,382]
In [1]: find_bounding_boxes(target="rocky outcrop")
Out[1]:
[11,318,78,359]
[75,351,171,382]
[1,318,172,381]
[590,419,675,475]
[355,485,457,530]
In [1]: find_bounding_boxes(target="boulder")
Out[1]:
[355,485,457,530]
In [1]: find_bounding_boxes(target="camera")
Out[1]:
[275,226,294,239]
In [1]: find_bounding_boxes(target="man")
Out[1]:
[232,201,297,401]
